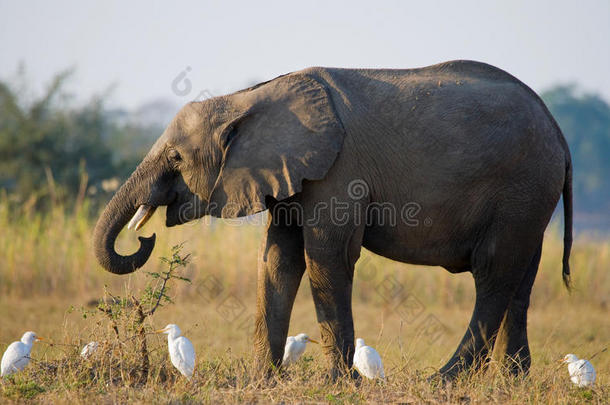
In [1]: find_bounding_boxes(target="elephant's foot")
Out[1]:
[320,366,361,386]
[324,361,354,381]
[498,349,531,376]
[251,349,283,382]
[250,362,273,383]
[435,358,477,381]
[427,371,455,386]
[434,347,531,383]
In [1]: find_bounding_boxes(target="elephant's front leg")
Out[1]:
[303,224,363,379]
[253,206,306,372]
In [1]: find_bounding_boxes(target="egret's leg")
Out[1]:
[253,201,306,372]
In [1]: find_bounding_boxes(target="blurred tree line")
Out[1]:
[541,85,610,219]
[0,70,163,211]
[0,70,608,227]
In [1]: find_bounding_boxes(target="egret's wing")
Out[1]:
[577,360,596,385]
[282,341,292,365]
[573,360,587,375]
[355,347,384,379]
[375,349,385,379]
[587,362,597,384]
[283,339,306,366]
[12,355,30,371]
[370,347,385,378]
[294,341,306,358]
[585,360,596,378]
[1,343,29,376]
[366,346,385,378]
[580,360,595,373]
[176,337,196,377]
[80,342,97,358]
[568,362,580,385]
[1,343,18,374]
[2,345,18,376]
[353,347,372,379]
[568,360,594,387]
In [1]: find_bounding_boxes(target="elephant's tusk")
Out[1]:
[127,205,157,231]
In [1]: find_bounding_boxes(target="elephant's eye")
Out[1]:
[168,149,182,162]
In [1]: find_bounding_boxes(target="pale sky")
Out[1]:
[1,0,609,109]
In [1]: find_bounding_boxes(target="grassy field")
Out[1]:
[0,201,608,403]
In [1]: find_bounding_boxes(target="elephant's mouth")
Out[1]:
[166,199,183,227]
[127,193,206,232]
[126,202,179,230]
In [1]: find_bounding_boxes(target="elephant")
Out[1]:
[93,60,573,379]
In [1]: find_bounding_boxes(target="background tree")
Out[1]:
[1,68,608,230]
[0,70,163,209]
[542,85,610,224]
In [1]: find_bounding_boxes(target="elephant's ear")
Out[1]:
[208,73,345,218]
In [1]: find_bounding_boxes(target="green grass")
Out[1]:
[0,199,608,403]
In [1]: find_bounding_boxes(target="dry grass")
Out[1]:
[0,200,608,403]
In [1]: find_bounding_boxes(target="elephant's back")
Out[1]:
[308,61,567,183]
[301,60,536,101]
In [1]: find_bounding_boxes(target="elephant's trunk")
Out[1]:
[93,164,156,275]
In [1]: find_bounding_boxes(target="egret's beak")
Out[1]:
[36,337,44,342]
[308,338,319,344]
[155,327,169,334]
[557,359,565,364]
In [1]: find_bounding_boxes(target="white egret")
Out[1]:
[562,354,596,387]
[1,331,43,377]
[353,338,385,379]
[282,333,319,366]
[155,324,195,379]
[80,341,99,359]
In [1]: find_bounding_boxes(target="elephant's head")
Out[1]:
[93,72,345,274]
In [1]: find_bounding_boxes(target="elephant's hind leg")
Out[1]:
[493,242,543,375]
[438,227,541,379]
[254,201,306,373]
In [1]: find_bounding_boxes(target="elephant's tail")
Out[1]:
[562,155,573,290]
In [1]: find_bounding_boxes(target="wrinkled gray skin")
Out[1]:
[93,60,573,379]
